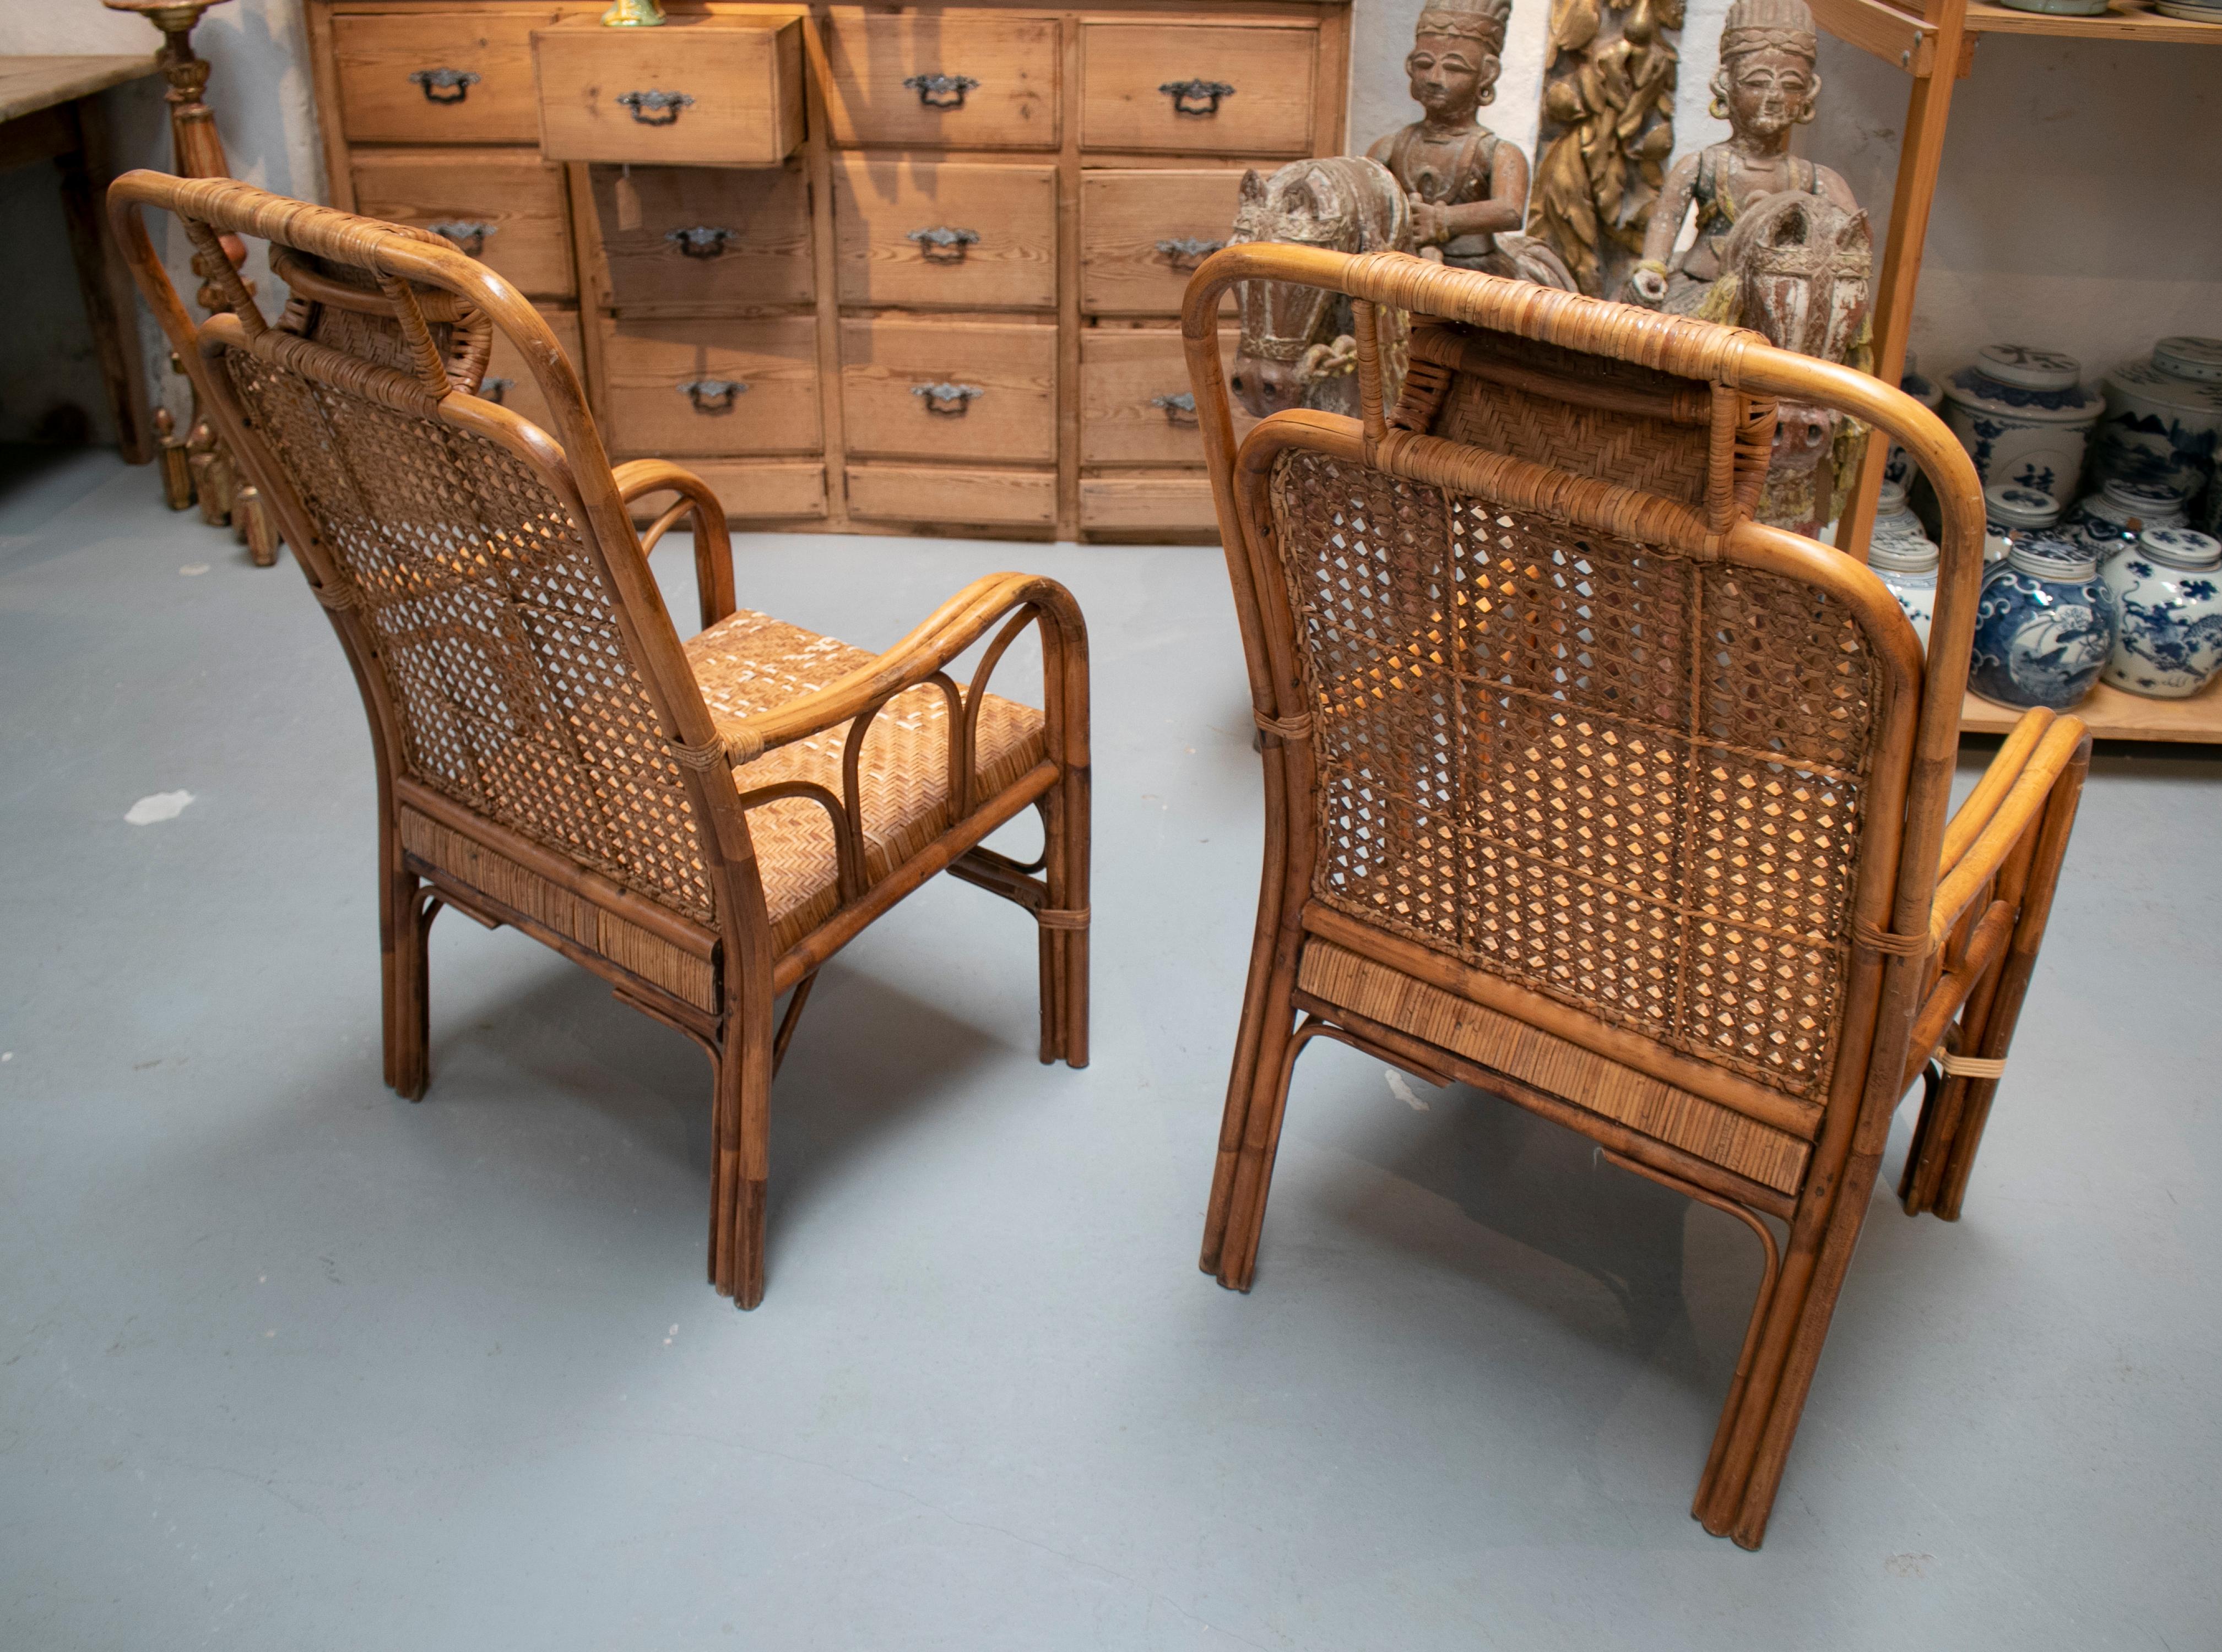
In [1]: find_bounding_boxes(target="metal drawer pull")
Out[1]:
[480,376,514,405]
[1151,392,1199,427]
[913,382,984,416]
[678,377,747,412]
[409,67,480,104]
[907,226,980,264]
[666,225,735,259]
[1160,79,1235,117]
[426,220,497,256]
[616,89,695,125]
[903,73,979,109]
[1155,236,1224,270]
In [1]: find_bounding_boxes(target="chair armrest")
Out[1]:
[706,572,1087,768]
[1928,710,2088,949]
[611,458,735,633]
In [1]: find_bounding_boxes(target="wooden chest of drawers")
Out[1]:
[305,0,1351,540]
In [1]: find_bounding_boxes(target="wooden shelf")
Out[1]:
[1966,0,2222,43]
[1961,676,2222,742]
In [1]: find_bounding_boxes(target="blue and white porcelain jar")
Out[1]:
[1970,535,2119,710]
[2093,336,2222,510]
[2101,526,2222,699]
[1868,522,1939,653]
[1984,482,2062,564]
[2066,476,2190,558]
[1942,345,2104,506]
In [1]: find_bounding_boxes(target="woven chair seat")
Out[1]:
[686,610,1049,953]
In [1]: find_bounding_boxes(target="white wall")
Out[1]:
[1344,0,2222,391]
[0,0,324,440]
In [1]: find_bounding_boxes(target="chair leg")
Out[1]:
[1211,973,1309,1292]
[381,856,435,1102]
[1038,780,1091,1070]
[708,995,776,1309]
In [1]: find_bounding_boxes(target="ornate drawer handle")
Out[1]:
[426,219,497,256]
[678,377,747,412]
[480,376,514,405]
[666,225,735,259]
[907,225,980,265]
[616,89,695,126]
[903,73,979,110]
[913,382,984,416]
[1151,391,1199,427]
[409,67,481,104]
[1155,236,1224,271]
[1160,79,1235,117]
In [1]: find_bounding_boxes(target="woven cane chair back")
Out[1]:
[1186,248,1985,1128]
[115,175,726,927]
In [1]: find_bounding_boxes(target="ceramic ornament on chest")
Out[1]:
[1627,0,1873,539]
[1367,0,1575,287]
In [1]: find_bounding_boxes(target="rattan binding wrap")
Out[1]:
[1298,941,1809,1193]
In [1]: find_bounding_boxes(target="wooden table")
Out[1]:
[0,56,160,462]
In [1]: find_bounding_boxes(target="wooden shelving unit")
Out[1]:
[1809,0,2222,742]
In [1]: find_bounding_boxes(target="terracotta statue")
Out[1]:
[1367,0,1576,289]
[1624,0,1858,318]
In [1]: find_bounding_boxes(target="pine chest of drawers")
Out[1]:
[305,0,1352,540]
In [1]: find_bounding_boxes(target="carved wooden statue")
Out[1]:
[1528,0,1682,297]
[1365,0,1575,290]
[1625,0,1857,317]
[1226,156,1412,420]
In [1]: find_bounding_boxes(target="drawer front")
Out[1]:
[586,164,812,311]
[676,460,828,521]
[1080,329,1253,466]
[351,150,573,299]
[821,12,1059,150]
[1079,473,1219,533]
[333,12,550,145]
[1080,169,1246,316]
[834,160,1056,311]
[840,320,1057,465]
[847,464,1057,528]
[1080,23,1316,156]
[534,15,803,166]
[599,316,822,457]
[479,306,584,437]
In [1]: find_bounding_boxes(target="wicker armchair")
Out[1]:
[1184,245,2086,1547]
[111,173,1090,1310]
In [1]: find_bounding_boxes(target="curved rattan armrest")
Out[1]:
[611,458,735,632]
[702,572,1085,768]
[1928,711,2089,948]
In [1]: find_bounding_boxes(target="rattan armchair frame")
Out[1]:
[1183,245,2086,1547]
[110,172,1091,1310]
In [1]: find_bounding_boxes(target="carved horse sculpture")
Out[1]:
[1227,157,1413,420]
[1705,190,1874,538]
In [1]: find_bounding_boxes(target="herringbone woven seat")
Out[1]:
[112,172,1092,1309]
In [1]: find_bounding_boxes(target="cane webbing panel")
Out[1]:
[1433,369,1712,509]
[1298,939,1809,1194]
[1271,448,1877,1103]
[689,610,1049,950]
[399,808,718,1010]
[225,352,718,923]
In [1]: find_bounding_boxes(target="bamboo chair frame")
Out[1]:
[1183,244,2086,1547]
[110,172,1091,1310]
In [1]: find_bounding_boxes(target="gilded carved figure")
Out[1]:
[1527,0,1681,297]
[1365,0,1575,289]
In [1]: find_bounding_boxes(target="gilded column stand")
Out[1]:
[105,0,280,565]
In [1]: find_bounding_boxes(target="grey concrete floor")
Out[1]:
[3,448,2217,1650]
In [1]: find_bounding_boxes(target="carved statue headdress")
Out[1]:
[1415,0,1512,53]
[1719,0,1818,62]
